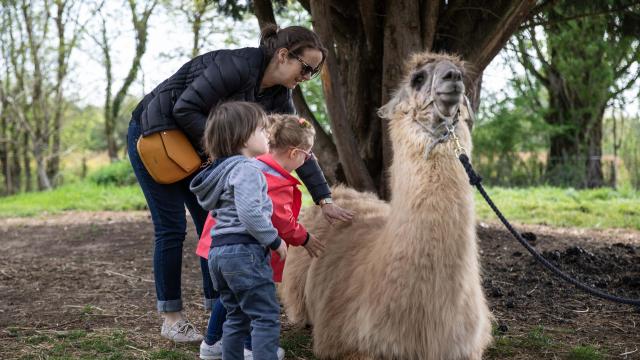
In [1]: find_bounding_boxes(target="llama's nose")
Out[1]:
[443,69,462,82]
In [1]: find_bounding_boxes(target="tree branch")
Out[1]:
[522,1,640,29]
[514,35,550,87]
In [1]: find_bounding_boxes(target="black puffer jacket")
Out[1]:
[134,47,330,203]
[139,47,293,144]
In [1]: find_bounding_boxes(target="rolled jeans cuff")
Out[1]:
[157,299,183,313]
[204,297,216,311]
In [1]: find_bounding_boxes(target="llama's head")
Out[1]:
[378,52,475,160]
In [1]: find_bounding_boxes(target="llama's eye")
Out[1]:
[411,72,426,89]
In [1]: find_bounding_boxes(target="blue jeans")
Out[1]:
[127,117,211,312]
[209,244,280,360]
[205,298,252,350]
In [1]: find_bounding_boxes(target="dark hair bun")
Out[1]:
[259,24,279,49]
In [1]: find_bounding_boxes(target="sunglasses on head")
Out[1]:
[289,52,321,78]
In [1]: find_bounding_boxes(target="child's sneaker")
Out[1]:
[243,347,285,360]
[199,340,223,359]
[160,319,203,343]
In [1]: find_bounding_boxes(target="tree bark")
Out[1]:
[22,132,31,192]
[21,0,52,190]
[310,0,376,192]
[380,0,422,198]
[253,0,276,28]
[0,105,8,195]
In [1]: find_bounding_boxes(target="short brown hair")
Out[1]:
[203,101,267,159]
[259,24,328,75]
[267,114,316,151]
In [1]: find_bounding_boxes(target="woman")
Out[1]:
[127,24,353,342]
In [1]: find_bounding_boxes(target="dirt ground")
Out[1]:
[1,211,639,359]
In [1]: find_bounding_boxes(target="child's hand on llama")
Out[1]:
[304,234,325,258]
[321,203,354,224]
[275,241,287,261]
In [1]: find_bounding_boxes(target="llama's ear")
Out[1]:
[378,87,408,120]
[461,95,475,131]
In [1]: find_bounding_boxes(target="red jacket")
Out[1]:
[196,153,308,282]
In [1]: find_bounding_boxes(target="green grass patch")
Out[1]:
[487,326,556,358]
[2,179,639,233]
[568,345,604,360]
[475,186,640,230]
[486,326,608,360]
[8,328,197,360]
[0,182,146,218]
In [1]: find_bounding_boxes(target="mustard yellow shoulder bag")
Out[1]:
[136,129,202,184]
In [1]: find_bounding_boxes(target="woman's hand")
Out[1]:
[321,203,355,224]
[304,234,326,258]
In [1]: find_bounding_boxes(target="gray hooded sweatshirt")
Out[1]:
[190,155,282,250]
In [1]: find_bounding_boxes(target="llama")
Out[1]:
[280,52,492,360]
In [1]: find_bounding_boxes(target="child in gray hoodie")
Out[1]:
[191,101,287,360]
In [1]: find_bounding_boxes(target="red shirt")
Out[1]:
[196,153,308,282]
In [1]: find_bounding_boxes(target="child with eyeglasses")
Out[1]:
[196,114,325,360]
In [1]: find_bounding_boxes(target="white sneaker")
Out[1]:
[199,340,223,359]
[243,347,285,360]
[160,318,203,343]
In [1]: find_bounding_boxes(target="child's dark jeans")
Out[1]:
[208,243,280,360]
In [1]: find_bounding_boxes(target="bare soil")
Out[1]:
[0,212,638,359]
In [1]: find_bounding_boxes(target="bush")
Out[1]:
[473,93,552,187]
[88,159,138,186]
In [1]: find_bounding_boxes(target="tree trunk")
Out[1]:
[585,108,605,188]
[0,112,7,195]
[310,0,376,192]
[10,130,21,194]
[22,132,31,192]
[253,0,276,28]
[380,0,422,198]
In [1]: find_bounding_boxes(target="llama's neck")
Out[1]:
[386,141,474,242]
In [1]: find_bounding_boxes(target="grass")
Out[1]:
[568,345,604,360]
[474,186,640,230]
[1,181,639,232]
[6,328,197,360]
[487,326,607,360]
[0,182,146,218]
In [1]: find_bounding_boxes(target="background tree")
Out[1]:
[0,0,94,192]
[514,0,640,188]
[87,0,158,162]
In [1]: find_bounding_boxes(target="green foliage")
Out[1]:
[0,182,146,217]
[88,160,138,186]
[473,92,553,186]
[568,345,604,360]
[61,104,106,152]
